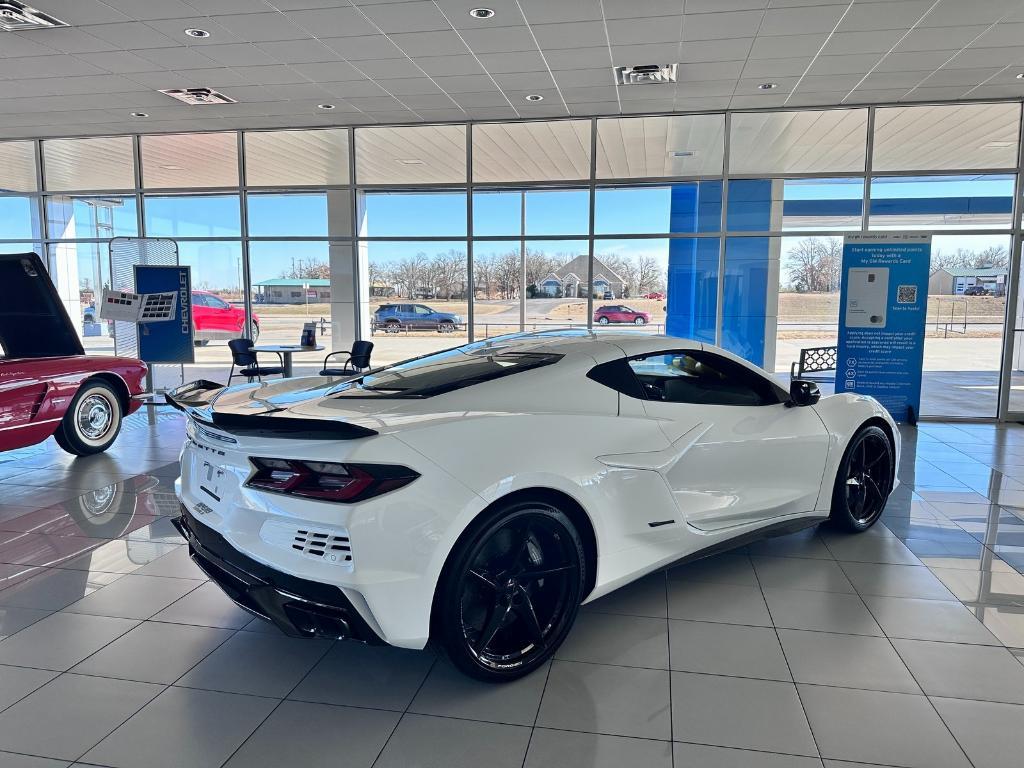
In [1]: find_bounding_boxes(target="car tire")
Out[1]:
[597,317,610,325]
[438,321,456,333]
[435,500,585,682]
[53,379,123,456]
[194,339,210,347]
[249,321,260,342]
[634,317,646,325]
[385,321,401,334]
[829,424,894,532]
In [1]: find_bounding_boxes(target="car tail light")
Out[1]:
[247,458,418,503]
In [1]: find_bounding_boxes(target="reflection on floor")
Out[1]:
[1,413,1024,767]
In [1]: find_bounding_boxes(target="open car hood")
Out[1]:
[0,252,84,358]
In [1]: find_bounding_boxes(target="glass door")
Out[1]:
[999,237,1024,420]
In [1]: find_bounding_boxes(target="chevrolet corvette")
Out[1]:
[170,330,898,681]
[0,252,147,455]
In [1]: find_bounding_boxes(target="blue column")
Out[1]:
[666,181,722,344]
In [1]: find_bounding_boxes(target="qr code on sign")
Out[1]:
[897,285,918,304]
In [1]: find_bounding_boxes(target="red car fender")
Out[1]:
[0,355,148,452]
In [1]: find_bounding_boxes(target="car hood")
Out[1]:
[0,252,84,358]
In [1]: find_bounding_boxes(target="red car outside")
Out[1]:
[192,290,260,344]
[642,291,665,300]
[594,304,651,325]
[0,252,147,455]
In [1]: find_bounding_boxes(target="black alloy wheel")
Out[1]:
[437,503,584,682]
[830,425,894,532]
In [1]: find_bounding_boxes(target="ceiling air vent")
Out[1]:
[0,1,67,31]
[614,64,678,86]
[159,88,237,106]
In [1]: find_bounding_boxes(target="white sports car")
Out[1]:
[170,331,898,681]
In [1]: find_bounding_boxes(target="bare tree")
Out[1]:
[932,245,1009,271]
[785,237,842,292]
[280,258,330,280]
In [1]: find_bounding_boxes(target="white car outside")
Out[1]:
[171,330,899,681]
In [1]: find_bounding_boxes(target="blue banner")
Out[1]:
[836,233,931,422]
[135,265,194,364]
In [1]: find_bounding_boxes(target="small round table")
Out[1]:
[251,344,324,378]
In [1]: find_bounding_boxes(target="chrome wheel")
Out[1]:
[457,511,580,674]
[77,393,114,441]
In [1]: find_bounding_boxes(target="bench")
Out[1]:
[790,345,837,382]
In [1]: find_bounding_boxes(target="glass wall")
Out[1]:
[4,100,1023,417]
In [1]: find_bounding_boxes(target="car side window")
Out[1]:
[414,305,431,315]
[192,294,207,307]
[627,351,783,407]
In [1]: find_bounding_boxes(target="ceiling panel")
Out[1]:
[596,114,725,178]
[872,102,1021,170]
[473,119,590,182]
[141,131,238,187]
[0,1,1018,139]
[729,109,869,174]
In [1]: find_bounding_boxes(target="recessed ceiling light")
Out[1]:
[130,112,148,118]
[468,8,495,19]
[398,159,425,165]
[184,28,210,38]
[317,103,335,110]
[757,82,778,90]
[983,140,1015,148]
[159,165,186,171]
[525,94,544,102]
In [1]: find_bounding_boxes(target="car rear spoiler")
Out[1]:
[166,380,379,440]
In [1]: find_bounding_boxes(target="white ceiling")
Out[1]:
[3,0,1024,139]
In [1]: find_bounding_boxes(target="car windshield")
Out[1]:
[328,346,562,398]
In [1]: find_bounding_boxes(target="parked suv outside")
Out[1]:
[374,303,461,333]
[594,304,650,325]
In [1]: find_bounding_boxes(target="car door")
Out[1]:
[413,305,434,328]
[628,348,830,532]
[191,293,212,334]
[205,294,243,333]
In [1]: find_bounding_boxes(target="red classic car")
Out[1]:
[0,252,147,455]
[594,304,651,325]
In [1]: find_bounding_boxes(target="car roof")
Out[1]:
[467,329,700,363]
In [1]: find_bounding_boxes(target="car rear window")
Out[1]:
[328,347,562,399]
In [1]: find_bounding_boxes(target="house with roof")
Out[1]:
[538,255,626,298]
[928,266,1007,296]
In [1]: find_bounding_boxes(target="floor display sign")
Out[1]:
[133,264,195,364]
[836,233,931,422]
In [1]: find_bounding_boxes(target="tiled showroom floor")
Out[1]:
[1,413,1024,767]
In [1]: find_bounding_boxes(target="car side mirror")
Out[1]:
[788,379,820,407]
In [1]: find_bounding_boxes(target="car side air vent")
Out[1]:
[159,88,238,106]
[260,519,353,566]
[0,1,68,31]
[614,63,678,86]
[293,529,352,563]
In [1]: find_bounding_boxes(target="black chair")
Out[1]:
[321,340,374,376]
[227,338,284,384]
